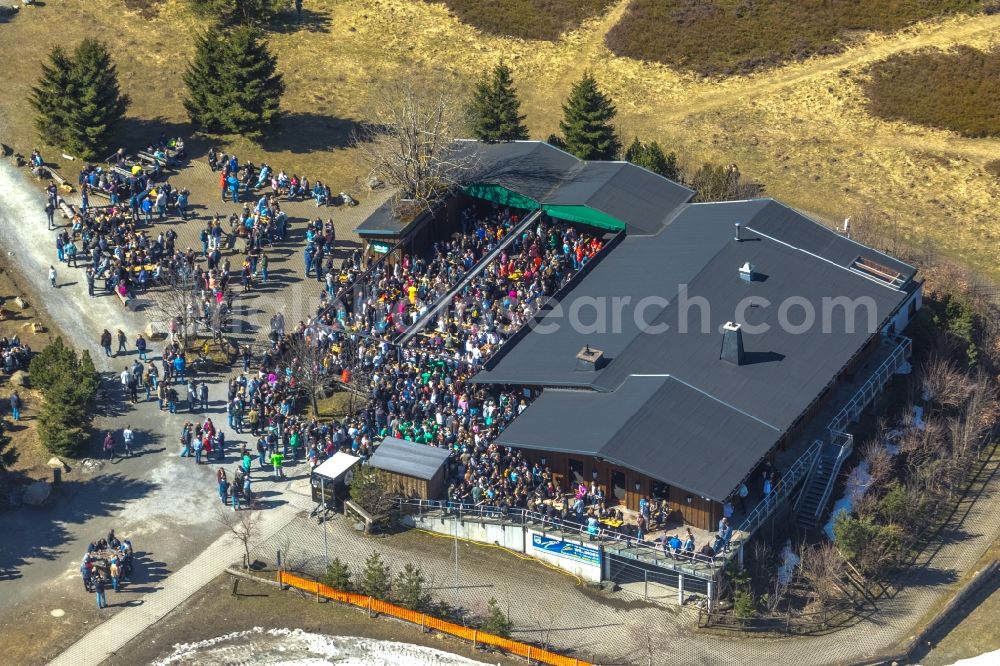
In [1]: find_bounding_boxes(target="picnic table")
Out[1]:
[599,517,624,528]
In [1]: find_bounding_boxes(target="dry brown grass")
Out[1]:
[1,1,999,276]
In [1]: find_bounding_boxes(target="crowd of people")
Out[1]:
[80,529,134,609]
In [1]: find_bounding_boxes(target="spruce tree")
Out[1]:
[184,27,284,140]
[625,137,679,181]
[467,61,529,143]
[64,39,130,159]
[559,71,619,161]
[30,46,75,149]
[183,31,225,133]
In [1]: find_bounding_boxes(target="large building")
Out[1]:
[358,141,922,534]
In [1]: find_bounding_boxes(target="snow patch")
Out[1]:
[154,627,486,665]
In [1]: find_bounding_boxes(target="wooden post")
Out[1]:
[472,629,477,649]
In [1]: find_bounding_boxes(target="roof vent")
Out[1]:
[720,322,745,366]
[576,345,606,372]
[734,223,742,241]
[739,261,755,282]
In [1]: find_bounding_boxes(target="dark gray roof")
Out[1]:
[495,376,779,502]
[545,161,694,235]
[458,140,582,203]
[369,437,450,480]
[354,199,427,238]
[592,231,908,431]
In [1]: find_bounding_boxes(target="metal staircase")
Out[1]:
[795,432,853,529]
[795,334,912,529]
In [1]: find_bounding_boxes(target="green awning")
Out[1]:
[464,183,540,211]
[542,204,625,232]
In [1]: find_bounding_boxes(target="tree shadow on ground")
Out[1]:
[909,570,1000,663]
[115,116,207,161]
[0,472,157,581]
[270,8,332,34]
[260,113,365,156]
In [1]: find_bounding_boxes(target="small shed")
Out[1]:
[369,437,451,500]
[311,451,361,508]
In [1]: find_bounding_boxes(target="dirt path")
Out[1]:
[651,13,1000,124]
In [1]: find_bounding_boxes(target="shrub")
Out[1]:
[624,137,679,181]
[322,558,352,591]
[605,1,983,76]
[865,46,1000,138]
[30,40,130,159]
[393,563,430,611]
[358,551,391,600]
[481,597,512,637]
[29,338,100,457]
[430,0,616,41]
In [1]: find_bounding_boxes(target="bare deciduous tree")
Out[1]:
[862,439,895,488]
[799,542,846,614]
[284,331,328,416]
[216,506,262,569]
[355,82,479,217]
[922,356,975,413]
[627,622,672,666]
[149,275,201,349]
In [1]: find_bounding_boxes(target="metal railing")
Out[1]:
[396,498,724,574]
[827,335,911,437]
[736,439,821,540]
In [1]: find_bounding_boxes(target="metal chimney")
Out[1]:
[720,321,745,366]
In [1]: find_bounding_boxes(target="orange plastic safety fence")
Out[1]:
[278,571,590,666]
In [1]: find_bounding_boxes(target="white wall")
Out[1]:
[406,513,526,553]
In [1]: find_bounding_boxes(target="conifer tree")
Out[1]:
[559,71,619,161]
[63,39,130,159]
[183,27,284,140]
[467,60,529,143]
[624,137,679,181]
[183,30,225,133]
[30,46,75,148]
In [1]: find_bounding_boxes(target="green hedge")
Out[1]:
[605,0,983,76]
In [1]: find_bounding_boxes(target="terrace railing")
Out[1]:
[735,439,821,542]
[395,498,723,576]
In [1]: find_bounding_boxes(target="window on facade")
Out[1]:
[568,459,584,486]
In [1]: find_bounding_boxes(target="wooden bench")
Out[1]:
[88,188,112,200]
[57,198,77,219]
[47,167,75,193]
[111,165,133,179]
[136,151,165,168]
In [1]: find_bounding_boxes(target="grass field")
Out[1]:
[0,0,999,277]
[605,0,984,76]
[865,46,1000,138]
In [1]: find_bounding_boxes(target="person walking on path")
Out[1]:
[100,329,113,357]
[122,425,134,457]
[187,380,198,412]
[9,391,22,421]
[179,422,192,457]
[231,482,241,511]
[86,267,95,297]
[45,200,55,230]
[103,431,114,461]
[199,382,209,410]
[94,575,107,609]
[48,265,57,288]
[136,334,148,361]
[116,329,128,356]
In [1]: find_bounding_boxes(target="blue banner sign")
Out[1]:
[530,533,600,567]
